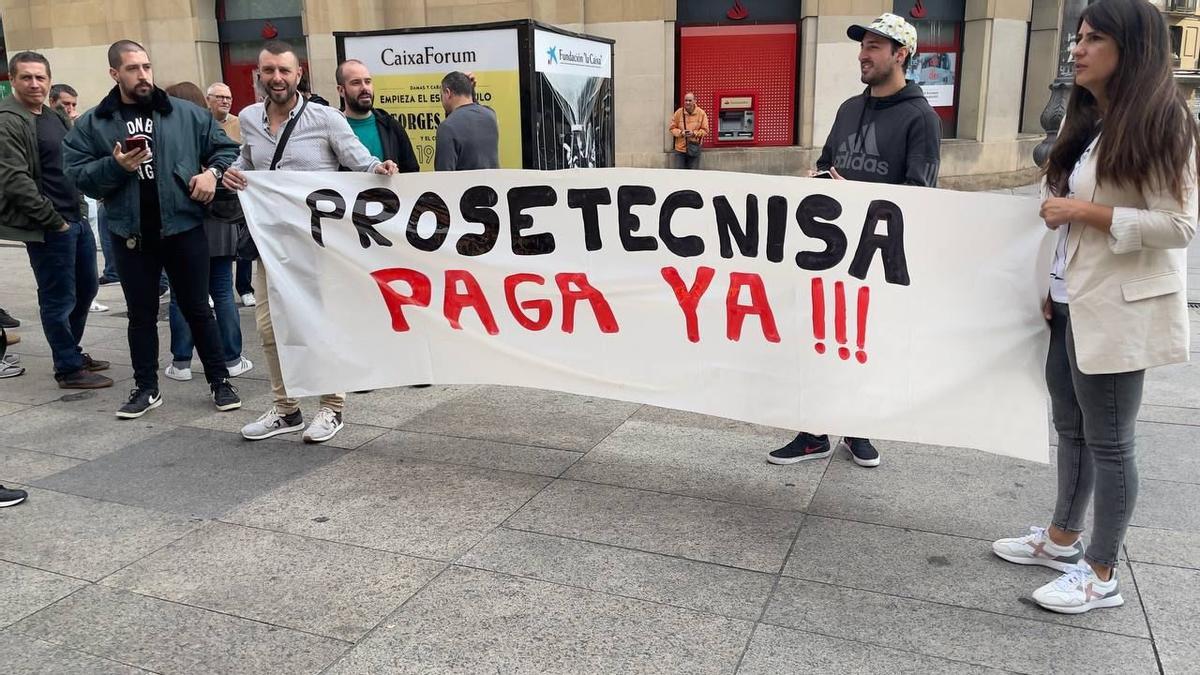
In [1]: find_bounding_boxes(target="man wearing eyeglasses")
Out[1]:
[205,83,239,144]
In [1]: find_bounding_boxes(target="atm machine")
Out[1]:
[715,93,756,144]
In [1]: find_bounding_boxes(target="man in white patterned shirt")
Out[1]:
[224,40,397,444]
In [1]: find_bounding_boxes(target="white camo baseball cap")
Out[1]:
[847,13,918,56]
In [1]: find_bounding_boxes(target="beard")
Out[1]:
[267,84,296,106]
[860,62,895,87]
[123,82,154,106]
[345,93,374,115]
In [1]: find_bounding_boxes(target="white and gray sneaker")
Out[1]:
[241,406,304,440]
[992,526,1084,572]
[1032,561,1123,614]
[303,406,344,444]
[227,356,254,378]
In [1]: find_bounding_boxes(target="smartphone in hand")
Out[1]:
[122,137,149,154]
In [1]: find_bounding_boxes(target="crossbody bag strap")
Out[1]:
[269,95,309,171]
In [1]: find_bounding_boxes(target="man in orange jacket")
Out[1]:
[669,92,708,169]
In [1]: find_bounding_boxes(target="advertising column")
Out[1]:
[340,29,523,171]
[531,28,614,168]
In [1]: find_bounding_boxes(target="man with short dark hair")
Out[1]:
[64,40,243,418]
[223,40,397,444]
[434,70,499,171]
[49,83,79,121]
[336,59,419,172]
[0,51,113,388]
[767,13,940,470]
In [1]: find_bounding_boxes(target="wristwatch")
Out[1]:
[208,166,224,181]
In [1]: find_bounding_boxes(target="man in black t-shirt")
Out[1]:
[63,41,242,418]
[0,51,113,388]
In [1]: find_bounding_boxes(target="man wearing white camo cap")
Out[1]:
[767,12,941,469]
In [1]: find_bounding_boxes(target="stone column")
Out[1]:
[956,0,1032,142]
[1033,0,1090,166]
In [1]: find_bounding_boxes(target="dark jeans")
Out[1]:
[236,258,254,296]
[97,203,118,280]
[24,219,98,375]
[169,256,241,367]
[113,225,229,389]
[1048,302,1144,568]
[677,150,701,170]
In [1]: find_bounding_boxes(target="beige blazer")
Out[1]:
[1058,147,1196,374]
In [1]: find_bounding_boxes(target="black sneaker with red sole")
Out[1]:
[768,433,833,465]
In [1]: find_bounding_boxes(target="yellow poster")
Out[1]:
[342,29,522,172]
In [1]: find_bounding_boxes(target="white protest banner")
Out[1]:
[240,169,1055,462]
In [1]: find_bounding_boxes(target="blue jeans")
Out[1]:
[168,256,241,368]
[24,219,99,375]
[1048,302,1144,568]
[97,204,118,281]
[236,257,254,296]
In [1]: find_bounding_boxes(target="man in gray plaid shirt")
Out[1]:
[224,40,397,444]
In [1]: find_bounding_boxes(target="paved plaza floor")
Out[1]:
[1,215,1198,674]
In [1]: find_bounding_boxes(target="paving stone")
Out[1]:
[400,385,639,451]
[631,404,794,437]
[10,585,346,674]
[362,430,581,477]
[46,375,273,427]
[0,445,84,483]
[1124,526,1200,569]
[1158,639,1200,675]
[506,479,800,573]
[1137,404,1199,427]
[1142,361,1200,408]
[185,405,388,451]
[226,454,550,560]
[458,527,774,620]
[1133,479,1200,534]
[0,561,87,629]
[563,418,821,510]
[0,404,176,460]
[34,428,347,519]
[738,624,1005,675]
[343,384,481,428]
[0,488,195,581]
[0,632,149,674]
[103,521,444,641]
[782,516,1149,637]
[807,441,1059,541]
[0,355,134,407]
[5,325,128,360]
[1137,421,1200,484]
[325,566,750,674]
[0,401,30,417]
[764,578,1158,674]
[1131,561,1200,669]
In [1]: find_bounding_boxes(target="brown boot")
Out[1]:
[56,369,114,389]
[81,353,110,372]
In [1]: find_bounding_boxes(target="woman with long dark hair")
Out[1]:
[992,0,1197,614]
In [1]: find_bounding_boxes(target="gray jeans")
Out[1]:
[1047,301,1144,567]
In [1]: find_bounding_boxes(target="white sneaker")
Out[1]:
[0,360,24,378]
[1032,561,1124,614]
[227,356,254,378]
[89,301,108,313]
[241,293,257,307]
[992,526,1084,573]
[303,406,344,443]
[164,364,193,381]
[208,296,215,308]
[241,406,304,440]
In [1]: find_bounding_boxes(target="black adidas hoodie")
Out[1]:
[815,82,942,187]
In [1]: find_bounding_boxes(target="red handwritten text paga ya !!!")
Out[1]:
[302,185,908,363]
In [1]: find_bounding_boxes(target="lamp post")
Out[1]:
[1033,0,1092,166]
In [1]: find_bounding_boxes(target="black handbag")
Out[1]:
[686,137,702,158]
[236,95,309,261]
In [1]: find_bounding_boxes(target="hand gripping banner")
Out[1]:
[240,169,1055,461]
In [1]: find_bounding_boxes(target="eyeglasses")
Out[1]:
[209,95,232,101]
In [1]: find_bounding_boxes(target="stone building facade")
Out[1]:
[0,0,1192,187]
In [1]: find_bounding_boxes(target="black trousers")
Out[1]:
[113,225,229,390]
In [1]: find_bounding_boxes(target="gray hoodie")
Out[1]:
[816,82,942,187]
